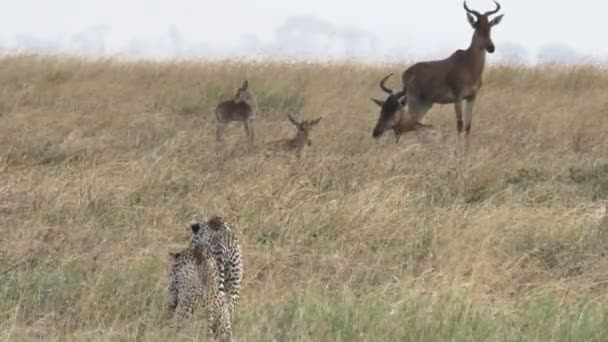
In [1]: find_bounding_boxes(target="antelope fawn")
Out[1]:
[371,73,442,144]
[215,80,257,148]
[266,114,322,156]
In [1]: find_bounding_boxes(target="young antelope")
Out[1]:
[267,114,322,156]
[215,80,257,148]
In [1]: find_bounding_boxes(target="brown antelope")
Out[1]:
[215,80,257,148]
[371,73,438,144]
[372,1,504,147]
[266,114,322,155]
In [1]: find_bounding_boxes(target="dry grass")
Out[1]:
[1,54,608,341]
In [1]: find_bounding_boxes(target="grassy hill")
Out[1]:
[1,55,608,341]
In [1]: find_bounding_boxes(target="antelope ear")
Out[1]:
[467,13,477,28]
[311,117,322,126]
[398,95,407,107]
[371,98,384,107]
[489,14,504,27]
[242,80,249,89]
[287,114,300,127]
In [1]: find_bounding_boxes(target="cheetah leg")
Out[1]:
[225,256,242,316]
[207,300,232,342]
[228,286,240,316]
[169,293,197,330]
[166,286,178,320]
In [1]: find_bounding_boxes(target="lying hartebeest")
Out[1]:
[372,1,504,146]
[215,80,257,148]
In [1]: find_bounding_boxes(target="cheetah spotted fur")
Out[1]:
[190,216,243,317]
[167,243,231,341]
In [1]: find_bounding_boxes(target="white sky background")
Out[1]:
[0,0,604,64]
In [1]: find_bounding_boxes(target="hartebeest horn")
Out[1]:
[484,1,501,16]
[463,1,482,18]
[379,73,394,95]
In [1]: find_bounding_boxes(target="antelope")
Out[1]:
[371,73,441,144]
[372,1,504,147]
[266,114,322,155]
[214,80,257,148]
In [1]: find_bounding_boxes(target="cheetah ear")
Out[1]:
[190,222,202,233]
[207,216,224,230]
[169,251,180,258]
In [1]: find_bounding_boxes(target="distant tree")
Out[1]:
[497,42,530,65]
[537,43,584,65]
[168,25,184,57]
[71,25,109,55]
[270,15,377,61]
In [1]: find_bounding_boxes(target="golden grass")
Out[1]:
[1,54,608,341]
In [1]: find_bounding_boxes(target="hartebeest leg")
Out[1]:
[463,97,475,136]
[408,98,433,122]
[216,123,226,141]
[244,119,255,148]
[454,100,464,134]
[242,122,249,140]
[463,98,476,152]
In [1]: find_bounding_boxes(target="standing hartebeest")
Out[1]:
[372,1,504,147]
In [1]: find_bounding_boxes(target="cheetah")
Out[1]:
[167,244,232,341]
[190,216,243,316]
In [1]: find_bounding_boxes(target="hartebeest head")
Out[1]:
[464,1,504,53]
[371,73,407,138]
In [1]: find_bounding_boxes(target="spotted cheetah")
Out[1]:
[190,216,243,316]
[167,244,232,341]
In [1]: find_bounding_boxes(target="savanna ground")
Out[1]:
[1,55,608,341]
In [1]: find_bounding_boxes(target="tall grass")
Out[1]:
[1,54,608,341]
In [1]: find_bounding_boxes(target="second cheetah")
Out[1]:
[167,244,232,341]
[189,216,243,316]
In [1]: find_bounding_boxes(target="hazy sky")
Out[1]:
[0,0,604,63]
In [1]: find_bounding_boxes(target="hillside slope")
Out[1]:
[1,55,608,341]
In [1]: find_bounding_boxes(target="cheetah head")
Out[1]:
[189,216,229,250]
[189,222,209,249]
